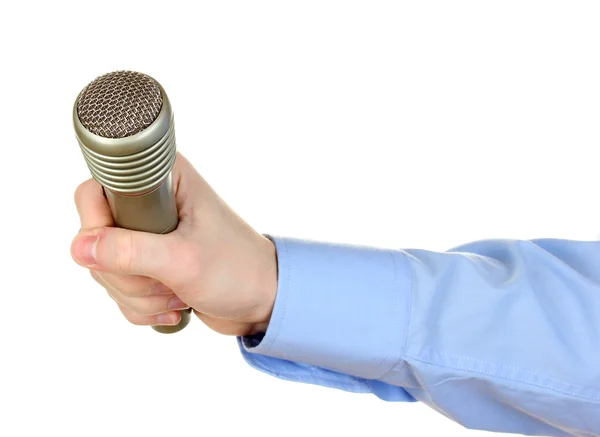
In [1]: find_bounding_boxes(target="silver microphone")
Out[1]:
[73,70,191,334]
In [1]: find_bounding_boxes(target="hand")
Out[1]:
[70,153,278,336]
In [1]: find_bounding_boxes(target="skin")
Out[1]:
[70,152,278,336]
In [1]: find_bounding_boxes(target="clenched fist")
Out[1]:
[70,153,277,336]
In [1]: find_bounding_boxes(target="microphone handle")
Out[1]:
[103,171,192,334]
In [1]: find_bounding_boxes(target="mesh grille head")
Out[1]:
[76,71,163,138]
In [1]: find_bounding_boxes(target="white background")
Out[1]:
[1,1,599,436]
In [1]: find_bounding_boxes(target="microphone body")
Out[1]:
[73,71,191,334]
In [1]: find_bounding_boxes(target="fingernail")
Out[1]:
[157,313,176,325]
[73,234,98,266]
[168,296,188,310]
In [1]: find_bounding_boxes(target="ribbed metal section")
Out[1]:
[77,120,176,194]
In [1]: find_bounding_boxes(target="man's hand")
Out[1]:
[70,153,277,336]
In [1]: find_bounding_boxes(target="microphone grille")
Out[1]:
[76,70,163,139]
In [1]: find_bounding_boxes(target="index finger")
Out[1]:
[74,178,115,230]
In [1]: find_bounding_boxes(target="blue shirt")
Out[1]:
[238,236,600,436]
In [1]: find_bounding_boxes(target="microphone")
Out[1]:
[72,70,191,334]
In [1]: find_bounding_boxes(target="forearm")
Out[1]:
[240,236,600,436]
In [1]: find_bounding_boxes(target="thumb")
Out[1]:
[70,227,180,280]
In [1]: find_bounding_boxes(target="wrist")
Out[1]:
[251,235,278,332]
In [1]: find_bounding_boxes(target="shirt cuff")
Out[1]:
[240,236,411,380]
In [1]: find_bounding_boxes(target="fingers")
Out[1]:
[74,178,114,229]
[90,271,189,325]
[118,303,183,327]
[73,177,196,328]
[91,270,173,298]
[111,285,189,316]
[90,270,189,314]
[70,226,191,283]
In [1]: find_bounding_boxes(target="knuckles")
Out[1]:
[73,178,94,207]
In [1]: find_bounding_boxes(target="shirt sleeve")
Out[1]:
[238,236,600,437]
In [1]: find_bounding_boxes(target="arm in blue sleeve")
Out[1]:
[238,236,600,436]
